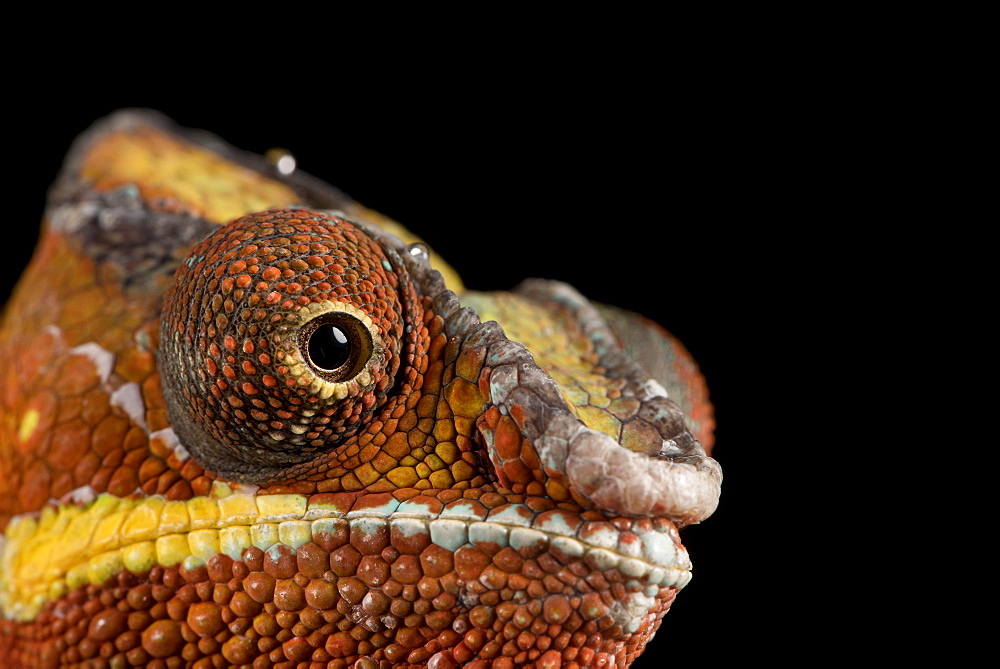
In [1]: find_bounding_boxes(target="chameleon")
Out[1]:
[0,110,721,668]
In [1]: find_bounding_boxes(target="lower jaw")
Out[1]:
[1,532,685,668]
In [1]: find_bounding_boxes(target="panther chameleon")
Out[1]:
[0,110,722,668]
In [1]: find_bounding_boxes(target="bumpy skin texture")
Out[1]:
[0,111,720,668]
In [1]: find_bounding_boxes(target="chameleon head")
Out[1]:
[158,208,414,482]
[0,114,721,667]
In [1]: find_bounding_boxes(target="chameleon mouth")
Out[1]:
[0,483,692,624]
[551,418,722,524]
[454,280,723,526]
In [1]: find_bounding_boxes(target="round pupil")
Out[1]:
[308,323,352,371]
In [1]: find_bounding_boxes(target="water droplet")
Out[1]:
[265,148,297,175]
[406,242,430,262]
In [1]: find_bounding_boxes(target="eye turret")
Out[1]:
[158,208,407,482]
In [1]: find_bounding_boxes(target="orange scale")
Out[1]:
[90,415,131,460]
[400,494,445,516]
[395,627,426,650]
[455,347,486,384]
[492,416,523,462]
[304,256,324,268]
[52,395,85,429]
[473,493,501,509]
[453,546,491,582]
[492,547,525,575]
[516,631,537,651]
[425,611,454,632]
[89,465,117,492]
[390,526,431,557]
[388,555,422,586]
[478,565,509,591]
[48,417,92,465]
[47,469,76,502]
[502,459,535,486]
[106,464,140,496]
[506,573,531,594]
[519,439,543,472]
[525,483,548,500]
[58,286,105,331]
[13,389,57,447]
[58,354,103,397]
[70,452,101,491]
[116,347,158,387]
[349,525,389,557]
[18,460,52,511]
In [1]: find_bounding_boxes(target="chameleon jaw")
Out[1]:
[0,486,693,628]
[452,280,723,527]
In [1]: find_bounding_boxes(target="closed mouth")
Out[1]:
[0,480,691,623]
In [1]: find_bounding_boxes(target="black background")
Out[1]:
[2,77,810,665]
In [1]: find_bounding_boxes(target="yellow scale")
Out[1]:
[0,484,314,621]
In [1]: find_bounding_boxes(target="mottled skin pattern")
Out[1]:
[0,111,720,668]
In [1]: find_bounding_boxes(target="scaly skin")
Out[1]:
[0,111,721,668]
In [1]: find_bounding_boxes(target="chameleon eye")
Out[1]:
[290,303,380,395]
[158,208,408,483]
[302,317,368,377]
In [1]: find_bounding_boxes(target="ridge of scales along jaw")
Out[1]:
[0,485,695,630]
[1,203,721,668]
